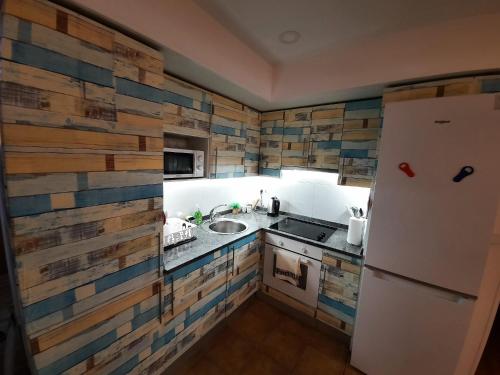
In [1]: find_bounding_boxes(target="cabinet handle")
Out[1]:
[279,241,284,247]
[303,248,308,254]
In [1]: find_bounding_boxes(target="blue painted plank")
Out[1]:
[283,127,303,135]
[480,78,500,93]
[110,354,139,375]
[211,124,236,136]
[184,289,226,328]
[163,91,193,107]
[227,270,257,296]
[10,40,113,87]
[151,328,176,353]
[94,256,159,293]
[345,98,382,111]
[74,184,163,208]
[8,195,51,217]
[318,294,356,317]
[131,305,159,330]
[340,149,369,158]
[9,184,163,217]
[200,102,212,114]
[316,140,342,150]
[245,152,259,161]
[341,140,378,150]
[38,330,117,375]
[24,289,76,323]
[259,168,281,177]
[116,77,163,103]
[232,233,257,251]
[168,252,215,281]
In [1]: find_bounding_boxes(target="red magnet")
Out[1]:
[398,162,415,177]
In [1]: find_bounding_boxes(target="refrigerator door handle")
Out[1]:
[366,266,476,304]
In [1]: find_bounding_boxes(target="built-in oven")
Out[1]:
[263,233,322,307]
[163,148,204,179]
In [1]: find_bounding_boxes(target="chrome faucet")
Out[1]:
[209,204,226,222]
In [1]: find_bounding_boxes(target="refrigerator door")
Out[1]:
[351,267,475,375]
[365,94,500,296]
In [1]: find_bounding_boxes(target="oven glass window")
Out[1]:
[164,152,194,175]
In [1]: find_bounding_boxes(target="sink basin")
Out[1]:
[208,219,248,234]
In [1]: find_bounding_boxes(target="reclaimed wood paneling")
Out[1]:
[259,111,284,177]
[0,1,165,374]
[309,103,345,171]
[317,250,362,336]
[163,75,212,138]
[338,98,382,187]
[282,107,312,168]
[210,96,246,179]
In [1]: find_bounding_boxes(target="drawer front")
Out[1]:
[265,232,322,260]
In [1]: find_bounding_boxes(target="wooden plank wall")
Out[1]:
[0,0,166,374]
[163,74,212,138]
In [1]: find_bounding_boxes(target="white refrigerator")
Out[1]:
[351,94,500,375]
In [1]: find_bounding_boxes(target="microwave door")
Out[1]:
[164,152,194,177]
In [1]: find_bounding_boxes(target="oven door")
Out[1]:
[164,150,195,178]
[263,244,321,307]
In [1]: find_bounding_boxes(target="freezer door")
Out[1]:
[366,94,500,296]
[351,267,475,375]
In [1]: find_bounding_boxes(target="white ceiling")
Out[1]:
[194,0,500,65]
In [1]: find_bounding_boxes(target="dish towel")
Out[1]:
[275,249,302,286]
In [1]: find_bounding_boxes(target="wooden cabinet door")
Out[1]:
[316,251,361,336]
[282,108,312,168]
[225,233,261,315]
[244,107,261,176]
[210,95,246,178]
[308,104,345,171]
[260,111,285,177]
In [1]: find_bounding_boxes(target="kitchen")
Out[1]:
[0,1,499,375]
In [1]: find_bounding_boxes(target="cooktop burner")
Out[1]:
[270,218,337,243]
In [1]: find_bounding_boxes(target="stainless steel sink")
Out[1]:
[208,219,248,234]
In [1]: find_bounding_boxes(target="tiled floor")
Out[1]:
[170,296,363,375]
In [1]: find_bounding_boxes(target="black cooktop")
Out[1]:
[269,218,337,243]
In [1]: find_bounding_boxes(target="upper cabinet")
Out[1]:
[163,75,212,138]
[338,98,383,188]
[209,95,247,178]
[281,108,312,168]
[260,98,383,187]
[244,107,261,176]
[309,104,345,171]
[259,111,284,177]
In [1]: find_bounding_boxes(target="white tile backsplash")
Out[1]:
[163,170,370,225]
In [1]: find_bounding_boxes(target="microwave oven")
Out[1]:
[163,148,204,179]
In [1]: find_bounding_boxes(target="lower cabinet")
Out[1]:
[317,250,362,335]
[226,232,261,315]
[150,232,261,372]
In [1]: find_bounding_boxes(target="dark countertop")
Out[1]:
[163,211,363,272]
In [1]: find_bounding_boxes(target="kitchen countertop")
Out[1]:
[163,211,363,272]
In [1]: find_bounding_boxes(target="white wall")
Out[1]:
[163,170,370,225]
